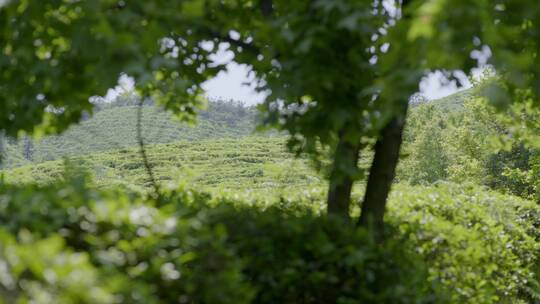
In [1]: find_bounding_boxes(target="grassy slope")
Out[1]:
[1,101,257,168]
[3,137,321,192]
[2,90,473,191]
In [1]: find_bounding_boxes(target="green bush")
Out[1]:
[400,97,540,202]
[1,176,539,303]
[0,230,115,304]
[195,202,434,303]
[0,176,434,303]
[388,183,540,303]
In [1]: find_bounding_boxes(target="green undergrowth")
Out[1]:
[1,91,539,302]
[0,172,538,303]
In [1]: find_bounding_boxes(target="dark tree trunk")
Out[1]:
[359,103,409,236]
[327,132,361,218]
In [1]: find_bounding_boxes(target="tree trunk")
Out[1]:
[358,104,409,236]
[327,132,361,218]
[357,0,414,237]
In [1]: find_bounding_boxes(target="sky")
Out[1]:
[202,64,474,105]
[202,63,267,105]
[105,45,491,105]
[106,66,474,106]
[104,0,491,106]
[199,1,492,105]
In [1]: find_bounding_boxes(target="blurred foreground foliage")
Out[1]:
[0,169,538,303]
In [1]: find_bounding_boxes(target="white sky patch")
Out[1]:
[420,71,471,100]
[101,67,476,105]
[208,42,235,66]
[202,62,266,105]
[202,43,266,105]
[102,43,266,106]
[102,39,492,105]
[104,74,135,102]
[420,45,492,100]
[0,0,11,8]
[382,0,398,17]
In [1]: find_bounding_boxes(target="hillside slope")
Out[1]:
[3,137,320,191]
[0,101,258,168]
[1,89,474,169]
[1,89,479,192]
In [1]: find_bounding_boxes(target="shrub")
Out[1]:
[1,176,539,303]
[0,230,115,304]
[192,202,434,303]
[388,183,540,303]
[0,177,433,303]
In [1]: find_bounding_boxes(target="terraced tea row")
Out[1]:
[0,101,257,168]
[3,137,322,191]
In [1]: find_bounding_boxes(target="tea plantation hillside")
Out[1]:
[0,100,258,168]
[1,90,476,171]
[2,91,540,303]
[3,137,323,192]
[1,90,475,193]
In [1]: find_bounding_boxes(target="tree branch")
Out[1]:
[137,99,161,200]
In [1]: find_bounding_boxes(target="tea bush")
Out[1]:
[388,183,540,303]
[0,174,538,303]
[0,176,433,303]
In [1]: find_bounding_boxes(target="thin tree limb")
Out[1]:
[137,99,161,199]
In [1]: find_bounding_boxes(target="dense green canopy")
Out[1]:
[1,0,539,227]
